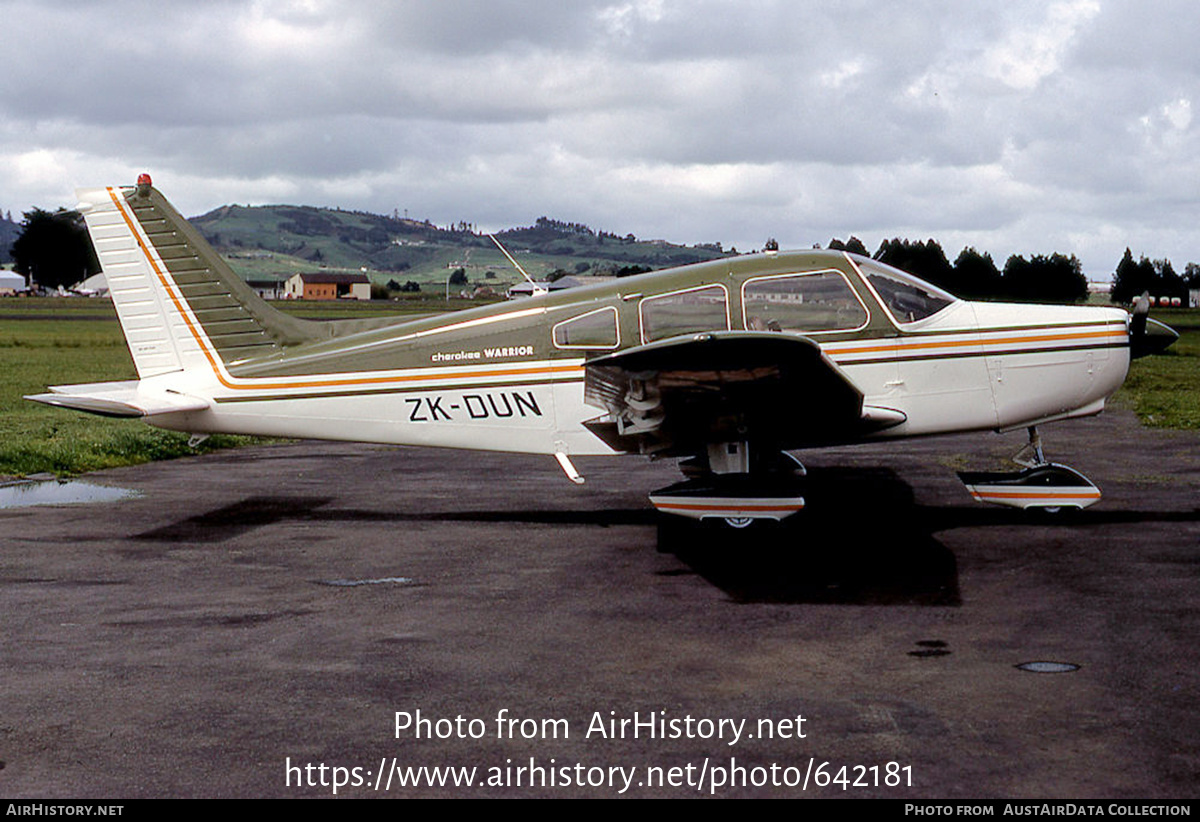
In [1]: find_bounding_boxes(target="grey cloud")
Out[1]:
[1,0,1197,275]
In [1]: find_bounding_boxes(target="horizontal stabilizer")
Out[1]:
[25,381,210,419]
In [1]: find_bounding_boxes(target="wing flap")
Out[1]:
[25,380,210,419]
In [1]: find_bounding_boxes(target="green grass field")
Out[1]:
[1115,308,1200,428]
[0,298,1196,478]
[0,296,481,477]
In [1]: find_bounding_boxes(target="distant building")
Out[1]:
[285,272,371,300]
[1190,289,1199,309]
[247,278,285,300]
[0,270,28,295]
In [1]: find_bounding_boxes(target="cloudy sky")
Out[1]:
[2,0,1197,277]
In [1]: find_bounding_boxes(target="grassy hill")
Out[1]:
[189,205,734,290]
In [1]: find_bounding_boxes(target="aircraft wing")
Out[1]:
[24,381,210,419]
[582,331,904,456]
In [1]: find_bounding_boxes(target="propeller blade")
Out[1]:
[1129,293,1179,359]
[1130,291,1149,340]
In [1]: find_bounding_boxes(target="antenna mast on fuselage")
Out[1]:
[489,233,547,295]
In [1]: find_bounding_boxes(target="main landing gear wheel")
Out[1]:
[652,447,808,551]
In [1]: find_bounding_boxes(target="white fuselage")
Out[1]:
[50,186,1136,473]
[826,300,1130,437]
[139,299,1130,456]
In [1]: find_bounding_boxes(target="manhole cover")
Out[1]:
[1016,661,1080,673]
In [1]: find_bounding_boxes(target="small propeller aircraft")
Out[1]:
[28,176,1177,528]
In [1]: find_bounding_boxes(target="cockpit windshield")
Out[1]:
[852,256,956,324]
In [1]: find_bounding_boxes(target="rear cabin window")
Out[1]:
[640,285,730,342]
[552,307,619,349]
[742,271,868,333]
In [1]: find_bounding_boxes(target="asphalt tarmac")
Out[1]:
[1,409,1196,798]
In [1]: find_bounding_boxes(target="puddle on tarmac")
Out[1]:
[0,480,141,509]
[317,577,413,587]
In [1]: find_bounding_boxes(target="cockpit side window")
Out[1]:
[854,258,956,324]
[742,271,868,333]
[640,284,729,342]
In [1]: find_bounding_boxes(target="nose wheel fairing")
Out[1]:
[957,463,1101,511]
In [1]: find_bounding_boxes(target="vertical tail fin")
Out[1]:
[77,178,322,379]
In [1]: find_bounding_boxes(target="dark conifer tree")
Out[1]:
[11,208,99,289]
[950,247,1001,298]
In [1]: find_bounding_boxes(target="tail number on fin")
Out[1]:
[405,391,543,422]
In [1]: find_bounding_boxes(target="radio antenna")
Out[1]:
[489,233,546,294]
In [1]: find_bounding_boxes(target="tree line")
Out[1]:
[1109,250,1197,304]
[827,236,1197,305]
[4,205,1197,305]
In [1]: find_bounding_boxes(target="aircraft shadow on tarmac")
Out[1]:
[129,468,958,606]
[130,467,1199,606]
[654,467,962,606]
[657,467,1200,606]
[135,496,337,543]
